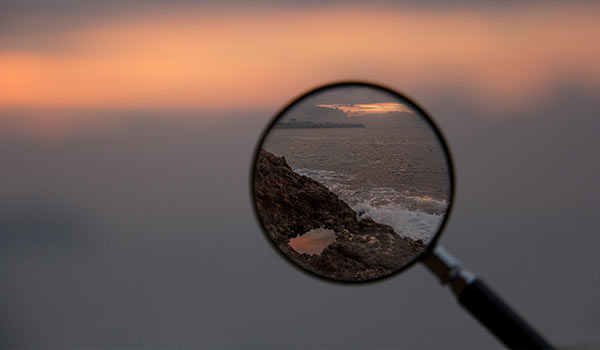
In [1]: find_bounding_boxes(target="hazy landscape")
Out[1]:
[1,0,599,348]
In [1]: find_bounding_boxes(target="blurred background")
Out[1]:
[1,1,599,348]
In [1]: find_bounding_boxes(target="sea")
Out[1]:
[262,126,451,243]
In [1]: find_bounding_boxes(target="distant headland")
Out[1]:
[273,119,365,129]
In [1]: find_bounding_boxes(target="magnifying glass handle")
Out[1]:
[458,277,552,349]
[423,247,553,349]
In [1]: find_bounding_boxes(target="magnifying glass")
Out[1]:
[251,82,552,349]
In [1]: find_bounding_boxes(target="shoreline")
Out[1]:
[254,148,425,281]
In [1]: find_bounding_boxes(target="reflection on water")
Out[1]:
[289,227,336,255]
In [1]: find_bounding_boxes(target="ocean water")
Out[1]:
[262,127,451,242]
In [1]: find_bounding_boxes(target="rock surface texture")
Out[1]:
[254,148,425,281]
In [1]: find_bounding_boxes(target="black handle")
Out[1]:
[458,278,552,349]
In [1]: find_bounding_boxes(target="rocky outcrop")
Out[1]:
[254,148,425,281]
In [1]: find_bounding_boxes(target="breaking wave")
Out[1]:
[295,167,447,243]
[354,203,442,243]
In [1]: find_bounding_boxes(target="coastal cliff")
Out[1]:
[254,148,425,281]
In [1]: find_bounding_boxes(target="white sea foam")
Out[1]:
[295,167,446,243]
[354,203,443,243]
[293,167,353,194]
[352,187,448,215]
[294,167,353,182]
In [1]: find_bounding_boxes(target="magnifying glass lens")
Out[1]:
[253,83,453,282]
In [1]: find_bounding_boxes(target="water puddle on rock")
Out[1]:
[289,227,337,255]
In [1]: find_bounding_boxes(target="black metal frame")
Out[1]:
[248,81,456,285]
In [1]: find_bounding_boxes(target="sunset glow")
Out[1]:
[317,103,413,117]
[1,4,599,127]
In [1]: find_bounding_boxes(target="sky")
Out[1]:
[291,83,418,117]
[1,1,600,348]
[277,85,422,128]
[1,2,599,119]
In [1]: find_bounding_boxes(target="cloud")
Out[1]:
[1,3,599,124]
[318,103,414,117]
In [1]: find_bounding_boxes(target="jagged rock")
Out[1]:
[254,148,425,281]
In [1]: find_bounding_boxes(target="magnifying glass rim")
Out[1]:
[250,81,456,284]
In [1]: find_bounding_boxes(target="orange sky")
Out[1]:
[1,5,599,115]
